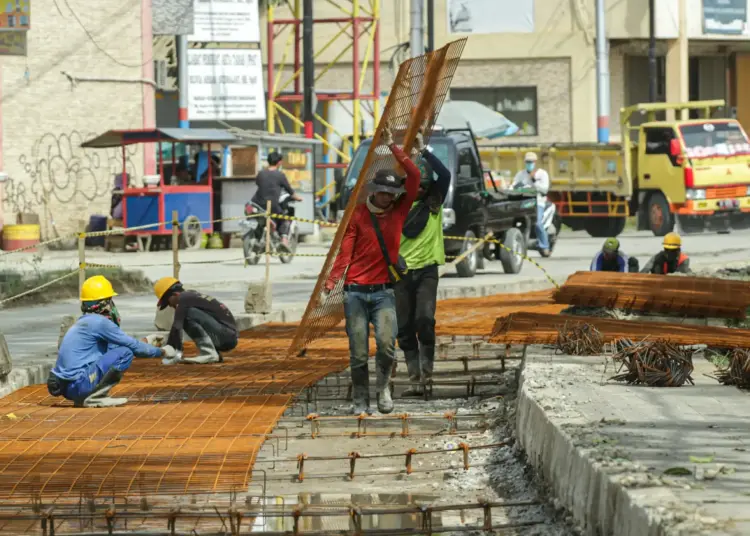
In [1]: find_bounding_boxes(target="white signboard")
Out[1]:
[189,0,261,43]
[447,0,534,34]
[187,49,266,121]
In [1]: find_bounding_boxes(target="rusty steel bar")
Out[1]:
[490,311,750,348]
[553,271,750,319]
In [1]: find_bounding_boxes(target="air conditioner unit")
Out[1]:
[154,60,167,89]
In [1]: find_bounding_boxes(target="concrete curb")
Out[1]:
[515,353,677,536]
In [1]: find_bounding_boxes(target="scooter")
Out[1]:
[528,199,561,253]
[240,192,299,265]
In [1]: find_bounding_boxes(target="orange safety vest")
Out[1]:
[662,253,688,274]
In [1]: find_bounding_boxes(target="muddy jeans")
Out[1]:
[343,285,397,406]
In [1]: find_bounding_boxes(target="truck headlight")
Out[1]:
[442,208,456,229]
[686,188,706,200]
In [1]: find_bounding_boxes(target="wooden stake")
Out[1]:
[78,220,86,296]
[265,200,272,286]
[171,210,180,279]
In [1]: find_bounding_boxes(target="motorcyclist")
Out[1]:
[512,152,551,257]
[590,237,631,272]
[251,151,303,249]
[641,232,691,275]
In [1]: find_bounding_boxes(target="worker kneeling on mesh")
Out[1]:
[154,277,238,364]
[48,276,173,408]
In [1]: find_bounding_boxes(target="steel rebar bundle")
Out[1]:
[555,322,605,355]
[713,348,750,388]
[553,271,750,319]
[610,339,695,387]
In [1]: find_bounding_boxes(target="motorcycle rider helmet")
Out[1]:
[368,169,406,196]
[267,151,283,166]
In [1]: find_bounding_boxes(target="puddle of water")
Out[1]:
[251,493,444,532]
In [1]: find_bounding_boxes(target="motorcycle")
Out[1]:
[239,192,299,265]
[528,199,561,253]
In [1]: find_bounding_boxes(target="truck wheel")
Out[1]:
[583,217,626,238]
[456,230,478,278]
[647,193,674,236]
[499,228,526,274]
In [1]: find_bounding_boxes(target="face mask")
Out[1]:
[525,162,535,173]
[110,303,122,327]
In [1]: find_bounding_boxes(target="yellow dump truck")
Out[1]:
[478,100,750,237]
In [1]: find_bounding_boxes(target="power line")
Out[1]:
[62,0,193,68]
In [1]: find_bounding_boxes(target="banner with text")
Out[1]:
[187,48,266,121]
[703,0,747,35]
[189,0,260,43]
[447,0,533,34]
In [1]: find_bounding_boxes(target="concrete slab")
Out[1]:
[517,347,750,536]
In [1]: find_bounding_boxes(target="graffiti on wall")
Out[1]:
[4,131,136,215]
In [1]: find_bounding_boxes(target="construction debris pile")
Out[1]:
[713,348,750,388]
[555,322,605,356]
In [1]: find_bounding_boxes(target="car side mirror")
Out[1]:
[669,138,681,157]
[459,164,472,180]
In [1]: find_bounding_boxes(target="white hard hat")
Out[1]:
[524,152,538,162]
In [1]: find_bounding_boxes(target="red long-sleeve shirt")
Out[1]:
[326,143,421,289]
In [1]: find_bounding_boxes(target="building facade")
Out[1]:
[0,0,155,237]
[261,0,750,145]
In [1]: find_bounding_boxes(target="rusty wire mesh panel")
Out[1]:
[0,328,349,501]
[288,39,467,357]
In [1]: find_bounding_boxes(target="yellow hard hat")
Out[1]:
[663,232,682,250]
[154,276,179,301]
[81,275,118,302]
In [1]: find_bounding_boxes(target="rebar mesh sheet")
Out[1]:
[288,39,467,357]
[490,311,750,347]
[554,271,750,319]
[0,326,348,500]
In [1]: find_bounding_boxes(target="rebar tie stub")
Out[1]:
[296,454,308,482]
[405,448,418,474]
[348,451,361,479]
[458,442,470,470]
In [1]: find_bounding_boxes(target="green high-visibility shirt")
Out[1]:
[400,204,445,270]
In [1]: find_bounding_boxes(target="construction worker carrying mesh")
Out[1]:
[323,124,422,415]
[154,277,238,364]
[641,232,691,275]
[395,138,452,396]
[47,276,175,408]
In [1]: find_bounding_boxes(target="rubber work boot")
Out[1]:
[401,350,423,397]
[420,344,435,383]
[181,334,221,364]
[78,369,128,408]
[350,366,371,415]
[375,363,394,414]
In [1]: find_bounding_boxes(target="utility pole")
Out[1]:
[177,35,189,128]
[426,0,434,52]
[302,0,314,138]
[648,0,657,102]
[595,0,609,143]
[410,0,424,58]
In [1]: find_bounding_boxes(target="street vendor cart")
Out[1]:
[80,128,239,250]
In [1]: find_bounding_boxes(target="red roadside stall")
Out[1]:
[80,128,239,250]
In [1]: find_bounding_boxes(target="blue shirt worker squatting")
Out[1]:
[394,142,452,396]
[48,276,177,408]
[589,237,633,272]
[153,277,239,364]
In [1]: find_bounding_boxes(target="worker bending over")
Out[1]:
[512,152,551,257]
[154,277,238,364]
[590,238,631,272]
[396,140,451,396]
[48,276,174,408]
[324,125,422,415]
[641,232,691,275]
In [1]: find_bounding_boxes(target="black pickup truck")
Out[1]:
[336,129,538,277]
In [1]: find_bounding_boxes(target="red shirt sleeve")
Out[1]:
[389,143,421,214]
[325,214,358,290]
